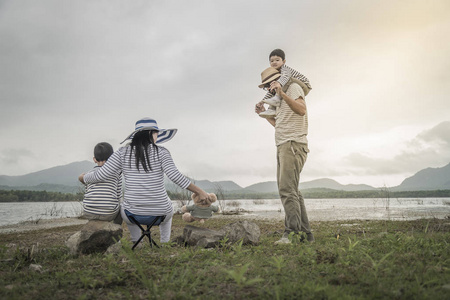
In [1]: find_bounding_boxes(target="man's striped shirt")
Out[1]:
[275,83,308,146]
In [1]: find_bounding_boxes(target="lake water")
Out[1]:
[0,198,449,227]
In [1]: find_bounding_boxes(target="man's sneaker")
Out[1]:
[262,94,281,107]
[274,237,291,245]
[306,233,315,243]
[259,108,276,118]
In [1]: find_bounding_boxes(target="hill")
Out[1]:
[392,163,450,191]
[1,160,450,194]
[165,179,243,193]
[244,178,376,194]
[0,161,94,187]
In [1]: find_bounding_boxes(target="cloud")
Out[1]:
[1,0,450,189]
[0,148,35,167]
[342,121,450,175]
[415,121,450,146]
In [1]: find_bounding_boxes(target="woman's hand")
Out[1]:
[187,183,210,202]
[78,173,85,184]
[193,190,210,203]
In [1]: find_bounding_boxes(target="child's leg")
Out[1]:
[262,94,282,107]
[258,106,277,118]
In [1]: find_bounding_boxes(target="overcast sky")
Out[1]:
[1,0,450,188]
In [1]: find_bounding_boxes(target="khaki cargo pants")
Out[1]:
[276,141,312,236]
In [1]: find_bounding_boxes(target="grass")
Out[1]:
[0,216,449,299]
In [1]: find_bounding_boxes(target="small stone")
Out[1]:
[29,264,43,273]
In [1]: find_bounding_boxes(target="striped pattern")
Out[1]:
[275,83,308,146]
[83,166,122,216]
[121,117,178,144]
[157,129,177,143]
[83,145,191,216]
[262,64,311,101]
[135,118,159,130]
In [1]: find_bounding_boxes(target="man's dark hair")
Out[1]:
[94,142,114,162]
[269,49,285,60]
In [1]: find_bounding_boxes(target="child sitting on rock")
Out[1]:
[81,142,122,224]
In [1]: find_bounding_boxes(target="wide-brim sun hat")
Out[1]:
[121,117,177,144]
[258,67,281,88]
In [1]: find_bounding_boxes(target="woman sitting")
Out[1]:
[79,117,211,244]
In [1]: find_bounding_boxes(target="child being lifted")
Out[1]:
[257,49,312,118]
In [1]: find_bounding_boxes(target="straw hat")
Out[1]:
[258,67,281,88]
[121,117,177,144]
[258,67,311,96]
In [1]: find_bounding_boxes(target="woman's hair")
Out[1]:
[129,130,159,172]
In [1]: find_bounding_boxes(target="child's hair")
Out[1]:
[94,142,114,162]
[269,49,285,60]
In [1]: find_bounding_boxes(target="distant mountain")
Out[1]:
[244,178,376,194]
[392,163,450,191]
[244,181,278,193]
[300,178,376,191]
[165,179,242,193]
[1,160,449,194]
[0,161,94,187]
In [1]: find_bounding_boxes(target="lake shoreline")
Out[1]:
[0,217,88,234]
[2,210,450,235]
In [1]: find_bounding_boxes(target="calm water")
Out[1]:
[0,198,449,227]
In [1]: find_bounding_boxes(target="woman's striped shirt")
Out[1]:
[83,145,191,216]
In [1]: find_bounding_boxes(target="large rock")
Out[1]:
[219,220,260,245]
[66,220,123,255]
[182,225,224,248]
[179,221,260,248]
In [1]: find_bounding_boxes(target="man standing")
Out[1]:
[255,67,314,244]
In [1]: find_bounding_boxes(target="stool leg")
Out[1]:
[132,235,146,250]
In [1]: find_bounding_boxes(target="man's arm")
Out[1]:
[276,86,306,116]
[255,101,276,127]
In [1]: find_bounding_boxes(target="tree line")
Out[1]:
[1,188,449,203]
[0,190,83,202]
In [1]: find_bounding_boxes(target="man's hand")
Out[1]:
[270,81,281,92]
[255,101,265,114]
[274,85,285,98]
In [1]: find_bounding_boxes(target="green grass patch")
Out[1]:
[1,216,449,299]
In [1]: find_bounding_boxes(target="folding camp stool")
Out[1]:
[124,210,166,250]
